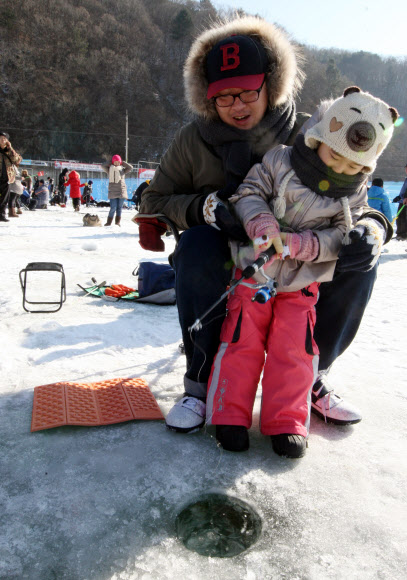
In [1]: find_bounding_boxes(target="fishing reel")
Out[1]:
[252,275,278,304]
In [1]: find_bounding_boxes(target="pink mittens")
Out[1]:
[282,231,319,261]
[246,213,283,257]
[246,215,319,263]
[246,213,280,241]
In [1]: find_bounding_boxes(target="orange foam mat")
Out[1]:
[31,378,164,432]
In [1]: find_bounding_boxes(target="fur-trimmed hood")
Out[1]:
[184,16,304,119]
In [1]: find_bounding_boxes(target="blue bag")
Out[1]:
[133,262,176,305]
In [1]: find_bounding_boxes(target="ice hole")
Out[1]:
[175,493,262,558]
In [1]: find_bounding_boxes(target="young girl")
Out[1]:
[206,87,398,458]
[64,170,86,212]
[102,155,133,226]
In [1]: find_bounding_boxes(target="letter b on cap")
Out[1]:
[220,43,240,71]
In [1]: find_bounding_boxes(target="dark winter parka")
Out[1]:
[65,171,85,199]
[58,169,68,191]
[140,16,392,241]
[140,16,306,230]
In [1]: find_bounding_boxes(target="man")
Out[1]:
[140,16,392,434]
[35,179,50,209]
[0,131,22,223]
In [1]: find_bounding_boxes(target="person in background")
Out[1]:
[102,155,133,226]
[367,178,393,223]
[58,168,69,204]
[21,170,32,194]
[35,179,50,209]
[13,169,28,215]
[64,170,86,211]
[21,181,37,211]
[8,167,25,217]
[47,177,55,196]
[0,131,22,223]
[21,182,30,207]
[32,176,40,194]
[140,16,393,433]
[132,179,150,211]
[50,189,61,205]
[82,180,94,207]
[394,164,407,240]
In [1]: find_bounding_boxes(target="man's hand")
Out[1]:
[134,216,168,252]
[202,193,247,242]
[215,183,238,202]
[336,218,385,273]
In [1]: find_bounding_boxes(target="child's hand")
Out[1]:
[280,231,319,261]
[246,213,284,259]
[253,233,284,257]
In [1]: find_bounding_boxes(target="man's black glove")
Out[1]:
[201,192,247,242]
[216,183,239,202]
[336,218,384,273]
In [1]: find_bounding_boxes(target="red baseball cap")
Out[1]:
[206,35,268,99]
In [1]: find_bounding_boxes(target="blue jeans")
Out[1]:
[172,225,378,398]
[108,198,124,218]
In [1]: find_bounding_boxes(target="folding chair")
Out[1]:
[19,262,66,313]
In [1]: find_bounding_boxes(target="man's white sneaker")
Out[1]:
[165,396,206,433]
[311,377,362,425]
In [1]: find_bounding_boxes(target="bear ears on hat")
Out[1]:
[343,86,399,124]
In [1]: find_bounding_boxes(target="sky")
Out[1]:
[216,0,406,58]
[1,187,407,579]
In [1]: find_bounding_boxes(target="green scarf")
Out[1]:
[290,134,367,199]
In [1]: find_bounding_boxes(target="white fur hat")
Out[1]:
[305,87,398,173]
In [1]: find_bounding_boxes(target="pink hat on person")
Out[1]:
[112,155,122,164]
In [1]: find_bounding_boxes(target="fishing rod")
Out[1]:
[188,244,279,333]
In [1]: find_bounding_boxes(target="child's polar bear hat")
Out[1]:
[305,86,399,173]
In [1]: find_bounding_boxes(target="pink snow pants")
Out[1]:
[207,279,320,437]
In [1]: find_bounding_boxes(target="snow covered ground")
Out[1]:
[1,199,407,580]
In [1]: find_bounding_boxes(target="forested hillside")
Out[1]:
[1,0,406,179]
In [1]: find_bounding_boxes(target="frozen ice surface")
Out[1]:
[1,202,407,579]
